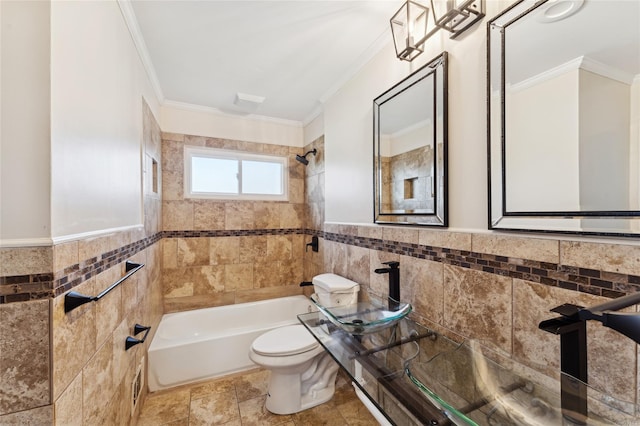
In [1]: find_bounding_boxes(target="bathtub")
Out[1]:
[148,295,315,391]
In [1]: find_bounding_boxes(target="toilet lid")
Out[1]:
[252,325,319,356]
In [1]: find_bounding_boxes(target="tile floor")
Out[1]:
[137,368,378,425]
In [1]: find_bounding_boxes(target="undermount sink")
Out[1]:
[310,294,412,335]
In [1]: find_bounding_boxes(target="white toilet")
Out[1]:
[249,273,360,415]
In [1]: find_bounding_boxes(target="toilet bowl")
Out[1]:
[249,324,339,414]
[249,273,359,415]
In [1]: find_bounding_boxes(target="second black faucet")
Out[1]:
[374,261,400,310]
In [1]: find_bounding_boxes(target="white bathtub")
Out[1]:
[148,295,315,391]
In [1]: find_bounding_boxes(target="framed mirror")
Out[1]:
[488,0,640,237]
[374,52,448,226]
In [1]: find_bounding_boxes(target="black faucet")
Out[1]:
[539,291,640,424]
[374,261,400,310]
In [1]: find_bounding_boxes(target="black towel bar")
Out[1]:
[64,261,145,313]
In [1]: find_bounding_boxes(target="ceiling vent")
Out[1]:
[234,92,265,112]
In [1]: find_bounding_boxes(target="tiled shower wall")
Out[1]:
[304,136,325,280]
[0,100,164,424]
[381,145,434,212]
[159,133,324,312]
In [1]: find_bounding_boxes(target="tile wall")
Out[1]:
[3,119,640,424]
[382,145,433,212]
[159,133,321,312]
[0,100,164,424]
[303,136,325,280]
[300,133,640,420]
[319,225,640,420]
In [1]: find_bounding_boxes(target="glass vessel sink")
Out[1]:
[310,294,412,335]
[297,311,636,426]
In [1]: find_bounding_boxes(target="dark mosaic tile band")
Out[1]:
[0,229,305,304]
[51,233,163,298]
[3,227,639,304]
[321,231,640,300]
[162,228,304,238]
[0,273,55,303]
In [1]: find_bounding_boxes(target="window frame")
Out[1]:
[184,146,289,201]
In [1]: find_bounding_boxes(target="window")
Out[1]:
[184,146,288,200]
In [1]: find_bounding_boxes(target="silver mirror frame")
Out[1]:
[487,0,640,238]
[374,52,448,227]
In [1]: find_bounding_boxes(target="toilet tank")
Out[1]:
[312,273,359,307]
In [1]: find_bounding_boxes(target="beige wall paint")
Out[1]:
[0,0,52,244]
[50,1,159,240]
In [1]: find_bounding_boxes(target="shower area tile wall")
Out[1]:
[304,135,325,280]
[160,133,317,312]
[381,145,434,212]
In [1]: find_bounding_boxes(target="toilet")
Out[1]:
[249,273,359,415]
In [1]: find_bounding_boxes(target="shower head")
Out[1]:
[295,149,317,166]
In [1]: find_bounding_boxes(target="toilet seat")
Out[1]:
[252,325,319,356]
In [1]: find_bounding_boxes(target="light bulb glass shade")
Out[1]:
[430,0,484,37]
[390,1,430,61]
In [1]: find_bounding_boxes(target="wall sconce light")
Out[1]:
[390,1,434,61]
[390,0,485,61]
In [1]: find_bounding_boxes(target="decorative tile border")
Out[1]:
[0,273,55,303]
[52,233,163,297]
[0,229,305,303]
[162,229,304,238]
[2,228,639,304]
[321,231,640,299]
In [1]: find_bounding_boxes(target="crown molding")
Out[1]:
[117,0,165,103]
[580,56,636,85]
[162,100,304,128]
[302,105,324,127]
[318,27,393,105]
[509,56,636,93]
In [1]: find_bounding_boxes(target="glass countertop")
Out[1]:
[297,312,635,426]
[309,294,412,334]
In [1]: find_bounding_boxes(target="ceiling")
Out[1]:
[505,0,640,85]
[129,0,402,124]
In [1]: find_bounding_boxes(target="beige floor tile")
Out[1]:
[138,389,191,425]
[292,401,347,425]
[238,395,294,426]
[161,418,190,426]
[138,368,373,426]
[190,377,236,400]
[189,390,240,426]
[233,370,270,402]
[337,399,378,425]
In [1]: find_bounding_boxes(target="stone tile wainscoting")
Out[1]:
[319,223,640,421]
[0,101,164,425]
[0,231,164,425]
